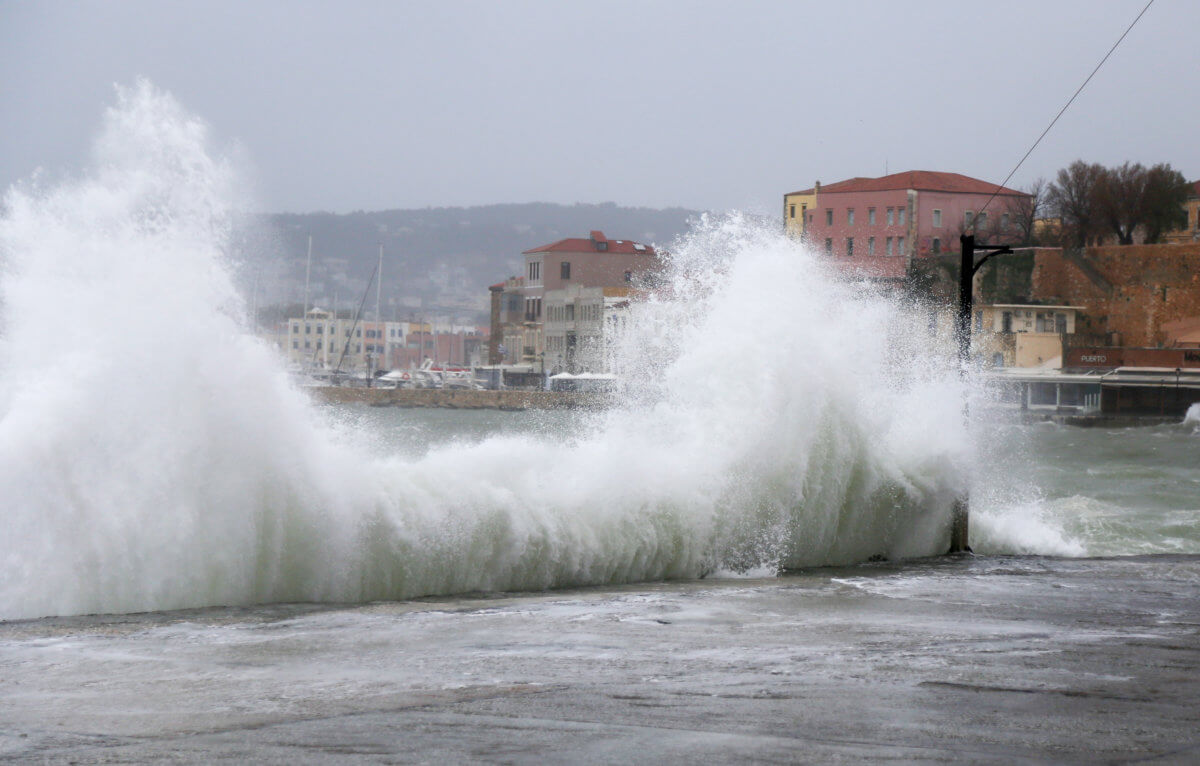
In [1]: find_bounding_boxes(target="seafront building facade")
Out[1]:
[487,230,660,372]
[971,303,1084,368]
[286,308,397,372]
[286,308,483,371]
[782,186,818,239]
[542,285,637,375]
[785,170,1031,280]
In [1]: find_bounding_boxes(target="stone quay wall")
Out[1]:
[309,387,612,410]
[1031,243,1200,347]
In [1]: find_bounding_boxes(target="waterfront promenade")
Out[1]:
[2,555,1197,763]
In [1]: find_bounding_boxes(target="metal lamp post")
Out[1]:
[950,233,1014,553]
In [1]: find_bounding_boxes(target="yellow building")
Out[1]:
[782,183,819,239]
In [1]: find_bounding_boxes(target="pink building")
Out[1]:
[798,171,1030,280]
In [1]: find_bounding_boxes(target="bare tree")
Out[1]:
[1003,178,1046,246]
[1046,160,1106,247]
[1050,160,1189,247]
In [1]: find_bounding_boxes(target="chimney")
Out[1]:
[814,180,821,194]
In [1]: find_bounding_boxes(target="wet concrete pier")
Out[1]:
[2,555,1197,763]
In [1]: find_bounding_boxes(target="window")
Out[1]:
[305,324,311,334]
[965,211,975,229]
[356,328,362,338]
[304,341,310,350]
[316,324,323,335]
[1001,311,1013,332]
[933,209,942,228]
[897,236,905,254]
[565,304,574,321]
[316,340,322,350]
[868,237,875,255]
[847,209,855,225]
[868,208,876,226]
[623,270,632,283]
[932,237,941,254]
[975,311,983,332]
[886,236,893,256]
[528,260,541,282]
[899,208,906,225]
[1001,213,1010,230]
[846,237,854,256]
[292,323,299,334]
[824,238,833,255]
[977,212,987,229]
[887,208,894,226]
[292,340,299,349]
[825,209,833,226]
[789,204,796,218]
[561,261,571,280]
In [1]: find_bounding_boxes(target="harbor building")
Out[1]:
[286,308,402,373]
[971,303,1085,368]
[543,285,636,375]
[785,170,1031,280]
[492,231,659,370]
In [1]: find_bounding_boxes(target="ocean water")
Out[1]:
[1,81,1196,623]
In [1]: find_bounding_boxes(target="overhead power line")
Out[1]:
[978,0,1154,218]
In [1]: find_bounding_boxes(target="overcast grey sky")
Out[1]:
[2,0,1196,215]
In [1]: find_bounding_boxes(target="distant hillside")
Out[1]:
[255,202,701,323]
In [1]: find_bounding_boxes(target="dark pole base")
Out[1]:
[949,496,972,554]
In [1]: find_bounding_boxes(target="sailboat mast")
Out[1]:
[376,244,384,370]
[303,234,312,318]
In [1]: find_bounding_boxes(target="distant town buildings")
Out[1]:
[285,307,484,373]
[488,230,660,373]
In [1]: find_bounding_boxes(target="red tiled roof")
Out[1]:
[805,171,1027,196]
[523,235,656,255]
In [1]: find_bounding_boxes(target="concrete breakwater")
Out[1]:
[308,386,613,410]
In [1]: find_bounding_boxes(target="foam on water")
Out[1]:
[1185,403,1200,429]
[0,82,1066,620]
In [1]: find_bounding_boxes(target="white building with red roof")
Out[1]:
[794,170,1031,280]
